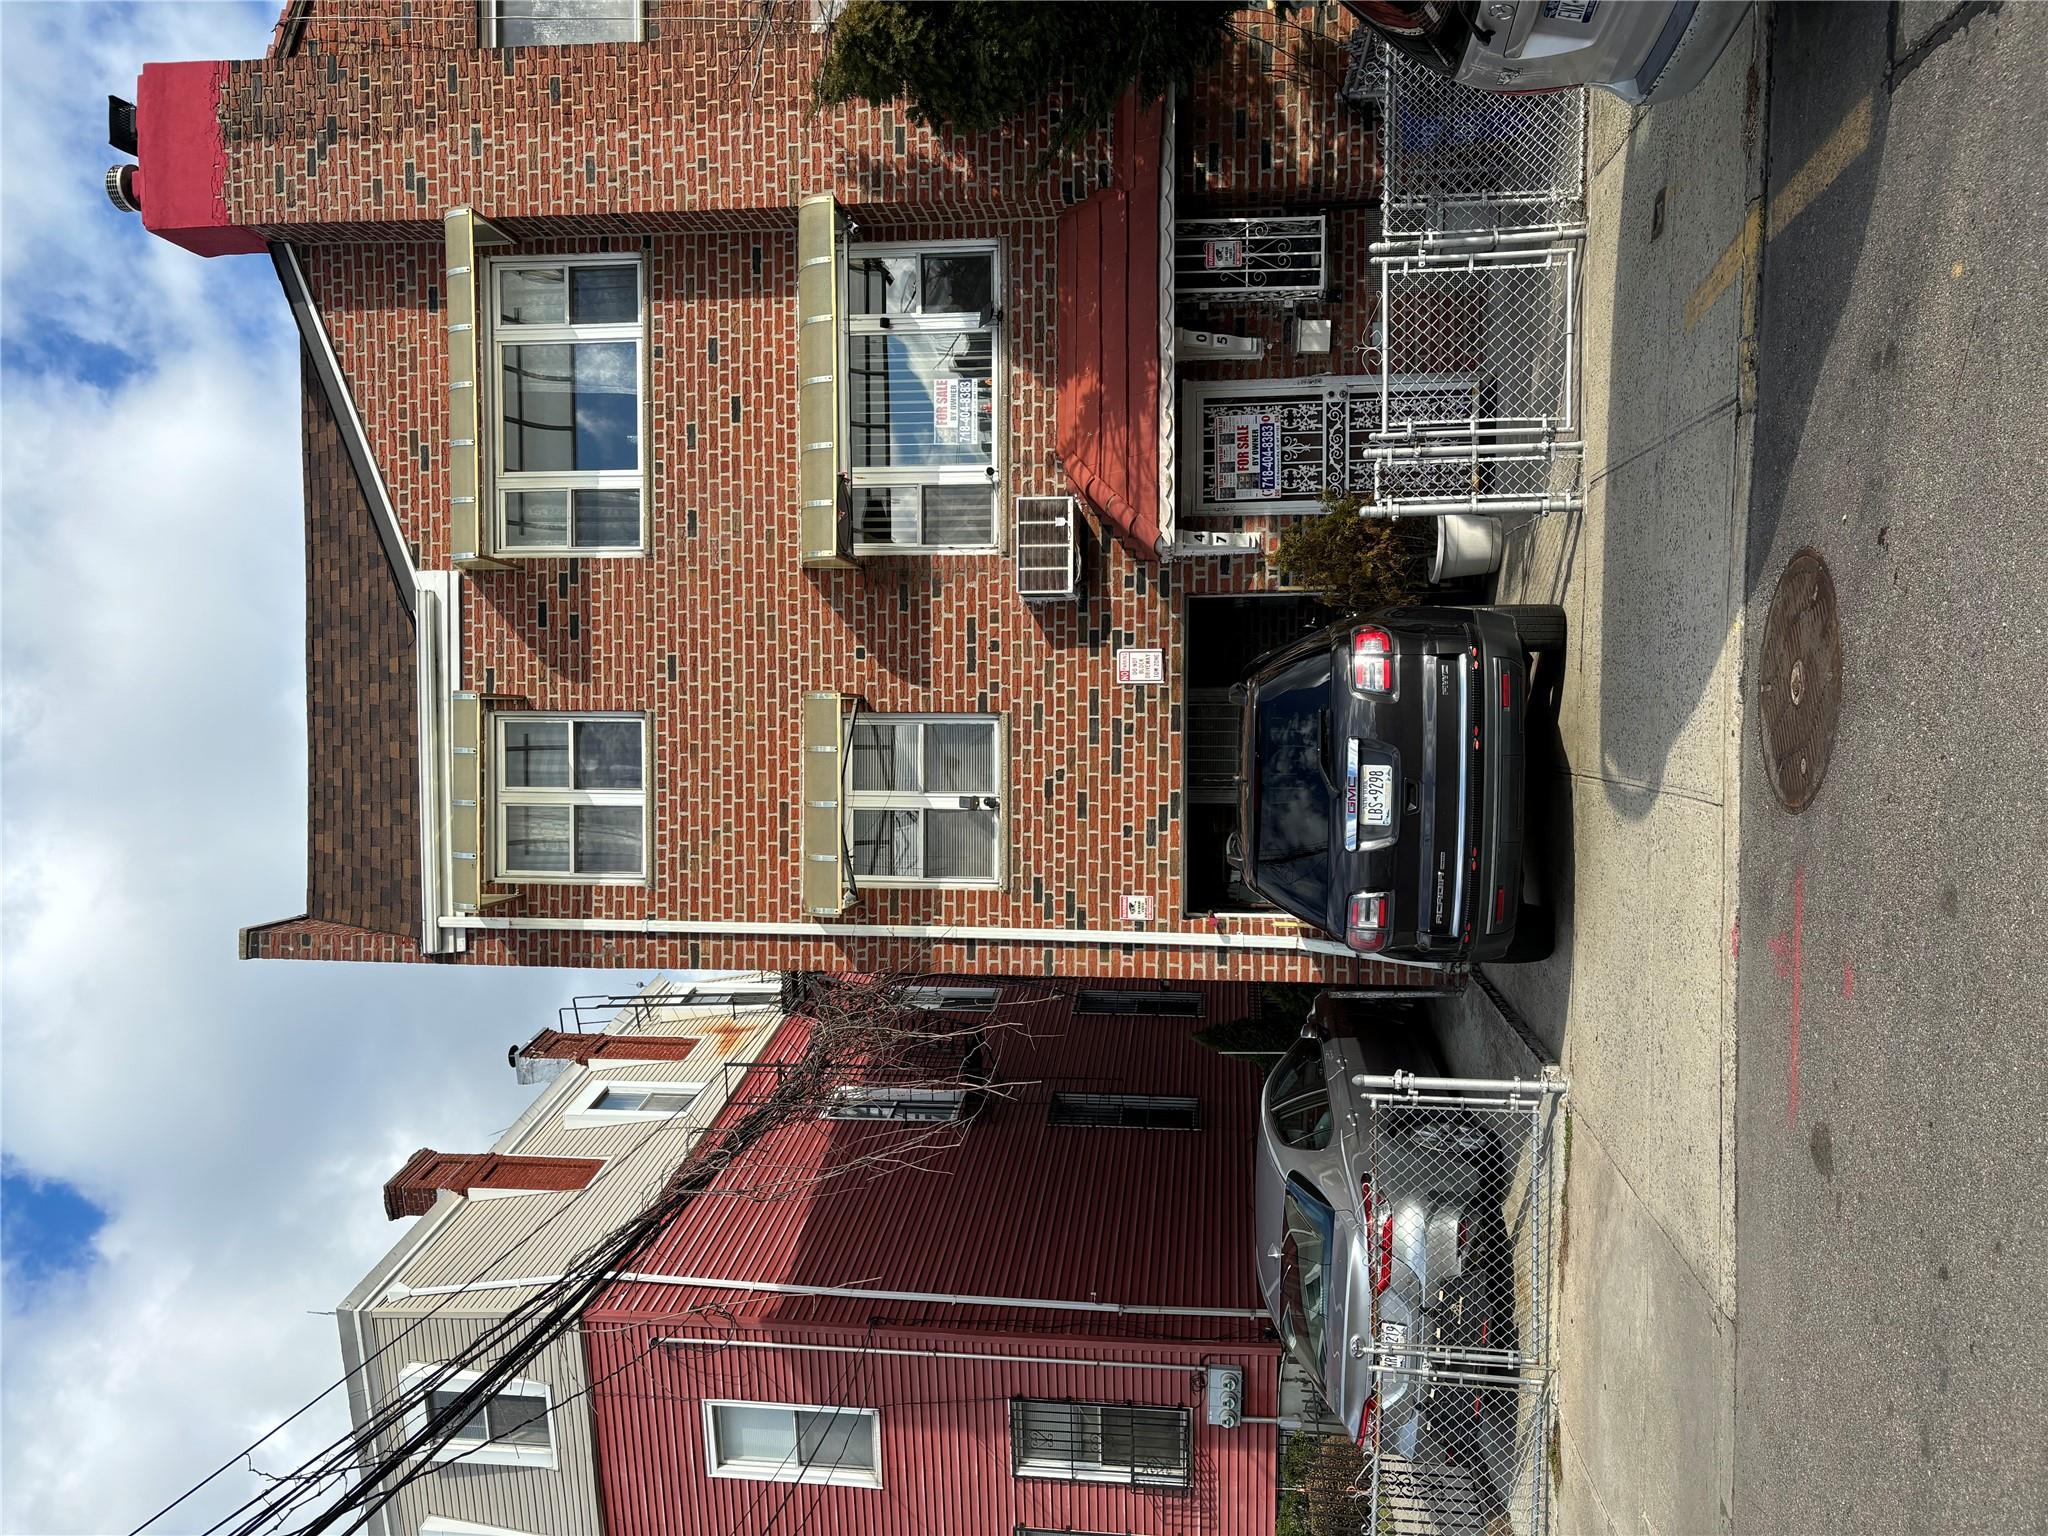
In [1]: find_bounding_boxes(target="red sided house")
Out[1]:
[582,977,1286,1535]
[116,2,1434,984]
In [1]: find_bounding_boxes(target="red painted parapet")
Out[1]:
[123,60,266,257]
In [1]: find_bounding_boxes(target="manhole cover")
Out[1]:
[1758,548,1842,812]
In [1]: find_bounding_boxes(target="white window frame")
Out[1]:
[401,1365,557,1470]
[846,714,1004,888]
[843,239,1003,555]
[492,712,649,884]
[485,254,646,555]
[563,1077,705,1129]
[703,1399,882,1488]
[484,0,645,47]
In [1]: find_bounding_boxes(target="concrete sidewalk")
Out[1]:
[1436,13,1768,1535]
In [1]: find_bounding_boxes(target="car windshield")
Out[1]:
[1278,1175,1339,1380]
[1253,655,1336,916]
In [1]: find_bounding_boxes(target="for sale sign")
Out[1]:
[1218,411,1280,498]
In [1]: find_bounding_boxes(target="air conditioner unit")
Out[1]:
[1014,495,1081,602]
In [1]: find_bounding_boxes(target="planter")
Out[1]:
[1430,514,1505,583]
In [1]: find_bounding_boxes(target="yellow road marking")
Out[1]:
[1685,94,1874,332]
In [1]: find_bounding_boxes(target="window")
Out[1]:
[402,1366,556,1469]
[489,257,643,552]
[1073,990,1205,1018]
[704,1401,881,1487]
[901,985,999,1012]
[847,716,1002,886]
[824,1086,966,1123]
[564,1078,701,1128]
[494,714,646,880]
[488,0,641,47]
[1267,1038,1333,1151]
[1048,1093,1200,1131]
[844,242,1000,552]
[1009,1400,1190,1489]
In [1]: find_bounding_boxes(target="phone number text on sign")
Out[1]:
[1219,412,1280,499]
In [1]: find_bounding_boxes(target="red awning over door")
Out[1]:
[1056,92,1170,557]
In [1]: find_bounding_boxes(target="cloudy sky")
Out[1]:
[0,5,652,1530]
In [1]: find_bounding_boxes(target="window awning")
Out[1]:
[799,691,851,915]
[796,195,852,569]
[1056,92,1177,558]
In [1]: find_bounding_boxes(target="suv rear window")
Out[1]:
[1252,655,1336,917]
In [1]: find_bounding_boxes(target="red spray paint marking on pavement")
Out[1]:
[1730,919,1740,960]
[1842,964,1854,1000]
[1787,868,1805,1127]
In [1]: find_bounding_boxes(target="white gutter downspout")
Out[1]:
[439,915,1452,971]
[387,1271,1266,1321]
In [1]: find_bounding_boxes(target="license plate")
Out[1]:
[1378,1320,1408,1352]
[1360,764,1393,826]
[1544,0,1598,20]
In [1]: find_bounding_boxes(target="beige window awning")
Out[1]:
[797,194,851,569]
[800,690,852,915]
[445,206,513,571]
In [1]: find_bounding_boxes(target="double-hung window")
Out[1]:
[488,0,641,47]
[844,242,1000,552]
[704,1401,881,1487]
[494,714,647,881]
[823,1086,966,1123]
[564,1078,701,1127]
[403,1366,556,1468]
[490,257,644,553]
[847,715,1002,886]
[1009,1399,1191,1489]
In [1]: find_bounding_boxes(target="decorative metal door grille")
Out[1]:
[1174,215,1327,302]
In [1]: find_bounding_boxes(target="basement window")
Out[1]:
[489,256,644,553]
[488,1,642,47]
[1073,989,1205,1018]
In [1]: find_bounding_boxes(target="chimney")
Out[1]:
[383,1149,604,1220]
[511,1029,699,1083]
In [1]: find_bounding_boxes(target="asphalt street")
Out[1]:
[1734,3,2048,1532]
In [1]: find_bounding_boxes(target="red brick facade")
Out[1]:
[152,4,1433,985]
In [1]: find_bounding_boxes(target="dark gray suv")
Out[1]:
[1233,604,1562,962]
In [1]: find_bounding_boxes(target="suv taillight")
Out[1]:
[1351,627,1393,693]
[1346,891,1390,952]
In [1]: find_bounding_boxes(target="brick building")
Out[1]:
[117,1,1430,983]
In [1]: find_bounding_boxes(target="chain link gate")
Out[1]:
[1347,1071,1567,1536]
[1361,47,1589,523]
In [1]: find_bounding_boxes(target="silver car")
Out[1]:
[1255,993,1503,1458]
[1350,0,1750,105]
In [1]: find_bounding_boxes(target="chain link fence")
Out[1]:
[1381,52,1586,240]
[1363,48,1587,522]
[1352,1071,1567,1536]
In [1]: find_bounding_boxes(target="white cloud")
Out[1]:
[0,7,655,1532]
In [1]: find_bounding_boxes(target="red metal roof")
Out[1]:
[593,981,1271,1334]
[1057,93,1168,557]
